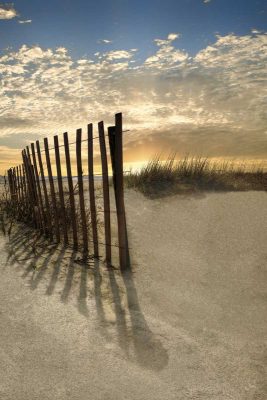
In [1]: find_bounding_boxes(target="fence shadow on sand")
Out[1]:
[4,224,169,372]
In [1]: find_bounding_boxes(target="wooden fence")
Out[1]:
[6,113,128,270]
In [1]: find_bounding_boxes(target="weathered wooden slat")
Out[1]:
[54,135,68,245]
[108,126,116,188]
[13,167,20,217]
[36,140,53,239]
[26,146,43,229]
[22,150,37,226]
[88,123,98,257]
[7,169,14,202]
[27,146,42,231]
[21,164,27,198]
[98,121,111,265]
[19,164,26,216]
[22,152,30,199]
[15,166,21,203]
[21,163,29,214]
[63,131,78,249]
[12,167,18,201]
[44,138,60,242]
[31,143,46,232]
[76,128,88,254]
[114,113,127,270]
[26,146,38,203]
[18,165,25,208]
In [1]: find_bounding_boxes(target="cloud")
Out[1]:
[251,29,262,34]
[0,131,36,148]
[98,39,113,44]
[203,0,212,3]
[0,3,18,19]
[104,50,136,60]
[168,33,180,41]
[0,32,266,171]
[146,33,187,68]
[154,32,181,47]
[18,19,32,24]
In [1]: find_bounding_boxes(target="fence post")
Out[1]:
[7,168,14,201]
[36,140,53,239]
[108,127,116,188]
[22,150,37,226]
[25,147,38,203]
[76,128,88,255]
[26,146,43,230]
[44,138,60,242]
[15,166,21,204]
[54,135,68,245]
[21,164,27,199]
[18,165,25,215]
[88,123,99,257]
[98,121,111,266]
[13,167,21,218]
[31,143,46,233]
[113,113,127,270]
[64,131,78,250]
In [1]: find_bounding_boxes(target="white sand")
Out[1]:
[0,190,267,399]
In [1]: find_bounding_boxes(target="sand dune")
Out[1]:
[0,190,267,399]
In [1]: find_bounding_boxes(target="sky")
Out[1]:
[0,0,266,172]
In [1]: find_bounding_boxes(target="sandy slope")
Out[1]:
[0,190,267,399]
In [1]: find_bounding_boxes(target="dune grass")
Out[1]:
[124,156,267,197]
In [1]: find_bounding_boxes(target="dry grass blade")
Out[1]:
[125,155,267,197]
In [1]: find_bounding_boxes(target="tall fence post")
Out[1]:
[113,113,127,270]
[98,121,111,266]
[15,166,21,204]
[22,149,37,226]
[18,165,25,215]
[31,143,46,233]
[7,168,15,202]
[44,138,60,242]
[36,140,53,240]
[54,135,69,245]
[76,128,88,255]
[88,123,99,258]
[26,145,43,230]
[64,131,78,250]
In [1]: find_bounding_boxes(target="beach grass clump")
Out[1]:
[125,156,267,197]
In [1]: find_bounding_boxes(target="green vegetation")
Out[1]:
[125,156,267,197]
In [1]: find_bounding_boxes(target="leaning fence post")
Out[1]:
[54,135,68,245]
[31,143,46,233]
[25,147,38,203]
[21,163,29,216]
[88,123,99,258]
[98,121,111,266]
[76,128,88,255]
[64,131,78,250]
[18,165,25,215]
[7,169,14,201]
[44,138,60,242]
[15,166,21,204]
[114,113,127,270]
[36,140,53,239]
[22,150,37,226]
[108,126,116,189]
[13,167,21,218]
[21,164,27,199]
[26,146,43,230]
